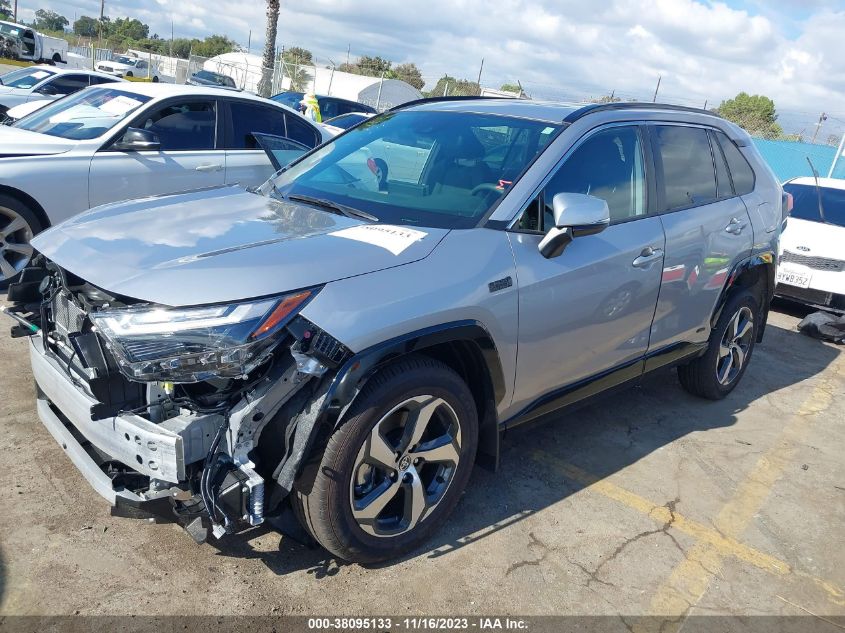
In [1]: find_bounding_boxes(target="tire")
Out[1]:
[152,76,159,83]
[678,289,759,400]
[51,53,62,64]
[0,194,42,289]
[293,355,478,563]
[125,71,133,77]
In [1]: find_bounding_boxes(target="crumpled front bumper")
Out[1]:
[29,335,200,512]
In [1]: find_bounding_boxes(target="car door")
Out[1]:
[223,100,321,187]
[508,124,666,413]
[88,98,224,208]
[646,124,754,354]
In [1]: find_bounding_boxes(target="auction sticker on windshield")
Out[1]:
[100,95,144,116]
[330,224,427,255]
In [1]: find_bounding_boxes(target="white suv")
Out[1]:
[777,177,845,313]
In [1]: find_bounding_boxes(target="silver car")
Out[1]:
[6,99,784,563]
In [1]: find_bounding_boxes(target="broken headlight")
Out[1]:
[90,290,315,383]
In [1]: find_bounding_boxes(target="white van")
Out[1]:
[0,20,68,64]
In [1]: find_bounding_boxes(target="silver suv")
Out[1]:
[6,99,784,563]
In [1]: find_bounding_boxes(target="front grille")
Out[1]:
[781,251,845,272]
[98,65,113,72]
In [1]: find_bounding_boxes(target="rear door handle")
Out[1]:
[196,163,223,172]
[725,217,747,234]
[632,246,664,268]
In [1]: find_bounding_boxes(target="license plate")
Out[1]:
[776,266,811,289]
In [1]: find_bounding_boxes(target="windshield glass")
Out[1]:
[266,110,560,229]
[0,22,24,37]
[784,183,845,227]
[115,56,138,66]
[272,92,304,109]
[0,67,55,89]
[13,87,151,140]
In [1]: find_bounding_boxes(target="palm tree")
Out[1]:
[258,0,280,97]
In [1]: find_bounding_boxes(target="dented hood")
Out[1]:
[32,185,448,306]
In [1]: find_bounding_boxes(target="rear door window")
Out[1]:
[283,113,321,148]
[225,100,286,149]
[653,125,717,211]
[714,131,755,196]
[708,130,734,199]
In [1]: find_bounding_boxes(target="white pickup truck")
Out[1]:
[0,20,68,64]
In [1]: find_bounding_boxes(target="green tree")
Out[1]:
[0,0,11,20]
[192,34,237,57]
[590,94,621,103]
[73,15,99,37]
[282,46,312,65]
[389,62,424,90]
[34,9,69,32]
[717,92,783,138]
[500,83,520,93]
[426,74,480,97]
[109,17,149,41]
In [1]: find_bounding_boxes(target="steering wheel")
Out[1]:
[470,183,503,197]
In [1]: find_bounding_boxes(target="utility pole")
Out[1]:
[13,0,17,22]
[811,112,827,145]
[346,43,350,68]
[99,0,105,46]
[652,75,661,103]
[476,58,484,91]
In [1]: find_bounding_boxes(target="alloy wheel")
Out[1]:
[716,306,754,386]
[349,395,462,538]
[0,206,34,283]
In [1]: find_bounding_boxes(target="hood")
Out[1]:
[781,217,845,261]
[0,125,77,156]
[32,185,449,307]
[5,99,51,120]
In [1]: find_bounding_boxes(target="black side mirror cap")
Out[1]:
[112,127,161,151]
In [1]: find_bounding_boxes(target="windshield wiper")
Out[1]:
[288,194,378,222]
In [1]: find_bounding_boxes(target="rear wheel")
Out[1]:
[678,290,758,399]
[0,195,40,289]
[293,356,478,563]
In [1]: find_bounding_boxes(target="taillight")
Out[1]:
[783,192,794,215]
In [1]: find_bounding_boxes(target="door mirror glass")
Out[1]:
[539,193,609,259]
[113,127,161,151]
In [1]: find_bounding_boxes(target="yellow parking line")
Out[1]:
[532,357,844,626]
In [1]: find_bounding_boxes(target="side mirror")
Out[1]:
[538,192,610,259]
[112,127,161,151]
[37,84,57,96]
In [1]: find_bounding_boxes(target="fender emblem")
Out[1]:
[488,276,513,293]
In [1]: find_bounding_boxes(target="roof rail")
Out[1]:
[388,95,516,112]
[564,102,720,123]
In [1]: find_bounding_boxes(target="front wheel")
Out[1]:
[293,356,478,563]
[678,290,759,399]
[0,194,41,289]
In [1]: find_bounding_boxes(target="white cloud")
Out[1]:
[25,0,845,130]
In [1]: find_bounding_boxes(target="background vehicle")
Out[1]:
[321,111,374,135]
[271,91,377,119]
[0,83,331,285]
[96,55,160,81]
[776,177,845,313]
[187,70,237,89]
[0,66,122,116]
[0,20,67,64]
[8,99,781,564]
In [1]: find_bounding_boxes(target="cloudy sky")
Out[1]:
[18,0,845,135]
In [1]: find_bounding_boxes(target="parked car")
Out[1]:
[6,99,783,564]
[271,91,377,119]
[0,66,122,116]
[0,19,67,64]
[0,83,331,285]
[187,69,237,89]
[322,111,374,135]
[776,177,845,313]
[96,55,160,82]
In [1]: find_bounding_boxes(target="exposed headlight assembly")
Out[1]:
[91,289,316,383]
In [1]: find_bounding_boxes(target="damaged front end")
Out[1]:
[5,259,350,542]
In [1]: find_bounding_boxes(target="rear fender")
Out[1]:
[710,251,776,342]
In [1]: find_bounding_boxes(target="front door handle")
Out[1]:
[725,217,747,234]
[632,246,664,268]
[196,163,223,172]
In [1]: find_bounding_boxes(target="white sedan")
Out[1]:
[95,55,160,81]
[0,65,122,114]
[0,83,331,285]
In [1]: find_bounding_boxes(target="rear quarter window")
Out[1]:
[715,130,755,196]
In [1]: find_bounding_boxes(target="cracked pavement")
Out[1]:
[0,301,843,620]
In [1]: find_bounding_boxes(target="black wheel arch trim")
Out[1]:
[710,250,775,343]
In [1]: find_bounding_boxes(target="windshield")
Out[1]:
[272,92,304,109]
[784,183,845,227]
[13,87,151,140]
[265,110,560,229]
[325,113,369,130]
[0,67,55,89]
[115,56,138,66]
[0,22,24,37]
